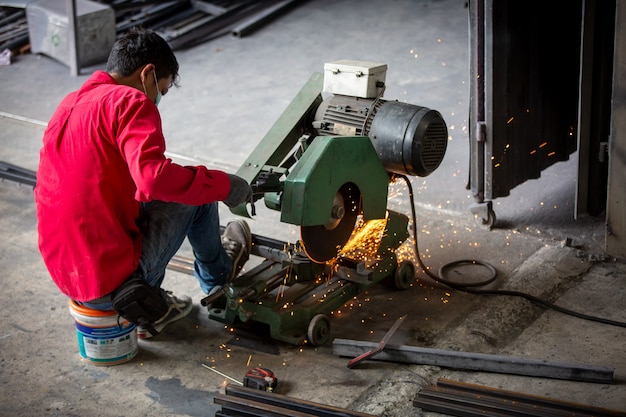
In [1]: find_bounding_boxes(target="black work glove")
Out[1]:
[223,174,253,208]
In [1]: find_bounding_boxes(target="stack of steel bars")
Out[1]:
[215,384,378,417]
[105,0,306,49]
[0,7,28,53]
[414,379,626,417]
[0,0,305,57]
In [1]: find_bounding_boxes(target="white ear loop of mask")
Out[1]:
[141,69,161,107]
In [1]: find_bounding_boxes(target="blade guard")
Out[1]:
[281,135,390,227]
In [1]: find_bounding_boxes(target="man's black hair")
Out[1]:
[106,28,180,86]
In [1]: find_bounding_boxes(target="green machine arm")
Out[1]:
[281,135,389,226]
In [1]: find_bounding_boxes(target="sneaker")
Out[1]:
[222,220,252,281]
[137,291,192,339]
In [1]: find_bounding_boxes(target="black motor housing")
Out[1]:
[313,96,448,177]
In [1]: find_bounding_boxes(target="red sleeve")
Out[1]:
[113,93,230,205]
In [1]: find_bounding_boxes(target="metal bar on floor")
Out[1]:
[215,393,318,417]
[221,384,378,417]
[435,379,626,416]
[413,379,626,417]
[332,339,615,383]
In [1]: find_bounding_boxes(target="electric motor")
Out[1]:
[313,95,448,177]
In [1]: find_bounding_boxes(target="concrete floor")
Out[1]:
[1,1,625,416]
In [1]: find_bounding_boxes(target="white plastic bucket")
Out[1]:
[68,300,138,365]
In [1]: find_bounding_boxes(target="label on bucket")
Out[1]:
[75,321,138,365]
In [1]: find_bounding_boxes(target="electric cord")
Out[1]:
[397,174,626,329]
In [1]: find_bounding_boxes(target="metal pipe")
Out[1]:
[415,396,519,417]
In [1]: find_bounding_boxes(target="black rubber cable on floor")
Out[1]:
[397,174,626,329]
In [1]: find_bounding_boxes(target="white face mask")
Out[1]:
[142,69,162,107]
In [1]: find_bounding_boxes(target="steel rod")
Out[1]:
[224,384,378,417]
[166,256,194,274]
[333,339,615,383]
[414,379,626,417]
[416,387,568,417]
[215,393,318,417]
[414,395,524,417]
[435,379,626,416]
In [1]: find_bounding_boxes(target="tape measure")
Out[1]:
[243,367,278,391]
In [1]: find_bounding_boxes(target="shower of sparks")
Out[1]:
[338,214,389,263]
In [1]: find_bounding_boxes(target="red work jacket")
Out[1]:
[34,70,230,301]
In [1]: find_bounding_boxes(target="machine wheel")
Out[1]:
[470,201,496,230]
[475,208,496,230]
[394,260,416,290]
[307,314,331,346]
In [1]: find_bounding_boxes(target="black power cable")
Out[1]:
[397,174,626,329]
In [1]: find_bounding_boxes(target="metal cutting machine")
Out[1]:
[203,60,448,346]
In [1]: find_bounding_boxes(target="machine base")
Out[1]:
[208,210,413,346]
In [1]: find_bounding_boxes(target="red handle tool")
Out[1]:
[347,315,407,368]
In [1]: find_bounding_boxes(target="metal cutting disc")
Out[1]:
[300,185,360,263]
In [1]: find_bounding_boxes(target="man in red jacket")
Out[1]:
[34,28,252,339]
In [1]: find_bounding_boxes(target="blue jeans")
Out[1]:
[82,201,231,310]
